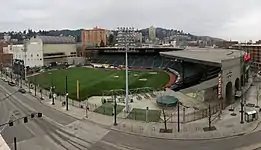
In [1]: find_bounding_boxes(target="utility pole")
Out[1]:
[113,95,117,126]
[23,39,28,82]
[66,76,68,111]
[14,137,17,150]
[182,60,185,85]
[208,103,211,130]
[177,101,180,132]
[240,49,244,124]
[34,76,37,96]
[256,85,260,108]
[28,81,31,93]
[116,27,135,113]
[51,76,54,105]
[10,72,12,82]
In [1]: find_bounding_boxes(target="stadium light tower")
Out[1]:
[116,27,136,113]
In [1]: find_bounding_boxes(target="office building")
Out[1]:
[149,26,156,42]
[81,27,107,55]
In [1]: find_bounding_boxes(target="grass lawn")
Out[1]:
[94,103,125,116]
[127,108,161,122]
[30,67,169,101]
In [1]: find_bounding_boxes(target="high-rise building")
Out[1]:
[81,27,107,57]
[149,26,156,42]
[81,27,107,47]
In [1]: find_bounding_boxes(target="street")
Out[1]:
[2,79,261,150]
[0,80,109,150]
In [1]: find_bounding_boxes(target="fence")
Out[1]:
[4,72,229,124]
[167,100,227,123]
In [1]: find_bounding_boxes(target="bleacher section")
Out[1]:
[91,53,221,91]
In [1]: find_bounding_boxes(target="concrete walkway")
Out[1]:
[3,73,261,140]
[21,82,261,140]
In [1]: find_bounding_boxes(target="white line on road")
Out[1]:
[100,140,142,150]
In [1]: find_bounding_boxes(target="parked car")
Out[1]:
[18,88,26,93]
[8,81,16,86]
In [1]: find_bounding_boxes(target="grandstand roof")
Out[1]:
[38,36,76,44]
[160,47,243,67]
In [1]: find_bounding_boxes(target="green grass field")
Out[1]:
[30,67,169,101]
[127,108,161,122]
[94,103,125,116]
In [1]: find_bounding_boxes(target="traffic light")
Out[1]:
[31,113,35,118]
[9,121,13,127]
[24,117,28,123]
[37,113,42,118]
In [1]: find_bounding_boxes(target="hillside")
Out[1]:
[0,27,223,44]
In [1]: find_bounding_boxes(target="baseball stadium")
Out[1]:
[30,47,251,122]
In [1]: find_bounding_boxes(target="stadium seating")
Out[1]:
[90,53,220,91]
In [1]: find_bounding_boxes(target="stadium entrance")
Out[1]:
[225,82,233,103]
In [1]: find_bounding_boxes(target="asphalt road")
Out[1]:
[0,80,109,150]
[89,129,261,150]
[2,77,261,150]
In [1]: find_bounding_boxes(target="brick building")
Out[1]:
[0,42,12,67]
[232,44,261,69]
[81,27,107,57]
[215,41,239,49]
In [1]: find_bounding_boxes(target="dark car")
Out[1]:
[18,88,26,93]
[8,81,16,86]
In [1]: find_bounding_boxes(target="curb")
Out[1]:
[110,126,246,141]
[24,85,261,141]
[109,118,261,141]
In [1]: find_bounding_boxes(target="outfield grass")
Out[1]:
[30,67,169,101]
[94,103,125,116]
[127,108,161,122]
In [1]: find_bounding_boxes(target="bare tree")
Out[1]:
[162,106,168,131]
[256,85,260,108]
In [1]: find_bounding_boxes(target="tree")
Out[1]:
[108,34,114,46]
[256,85,260,108]
[162,106,168,131]
[100,40,105,47]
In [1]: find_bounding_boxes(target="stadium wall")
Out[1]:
[220,57,241,102]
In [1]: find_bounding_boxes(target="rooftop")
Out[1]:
[38,36,75,44]
[160,47,243,66]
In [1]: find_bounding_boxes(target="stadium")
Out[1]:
[31,46,251,122]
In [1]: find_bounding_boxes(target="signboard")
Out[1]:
[218,73,222,99]
[244,53,250,61]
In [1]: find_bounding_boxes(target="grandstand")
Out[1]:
[89,48,221,92]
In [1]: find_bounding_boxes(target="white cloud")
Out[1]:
[0,0,261,41]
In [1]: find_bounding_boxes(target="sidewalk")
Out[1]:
[23,84,261,140]
[3,74,261,140]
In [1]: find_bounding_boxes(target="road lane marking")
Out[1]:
[233,142,261,150]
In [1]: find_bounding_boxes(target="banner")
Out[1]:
[218,73,222,99]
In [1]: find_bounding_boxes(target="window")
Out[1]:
[40,58,42,60]
[31,54,33,57]
[37,54,39,57]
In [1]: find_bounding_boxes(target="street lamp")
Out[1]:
[23,39,29,82]
[65,75,69,111]
[240,49,244,124]
[113,95,117,126]
[116,27,136,113]
[49,72,55,105]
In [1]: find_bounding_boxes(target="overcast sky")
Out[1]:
[1,0,261,41]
